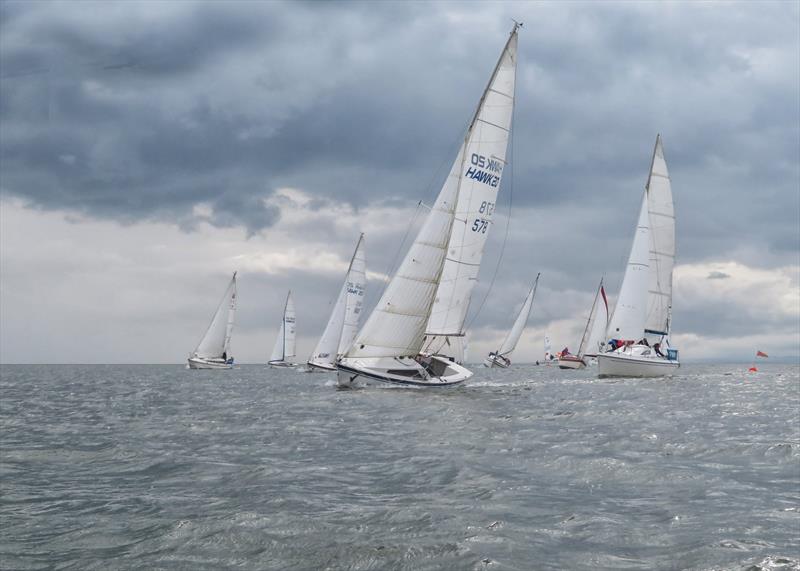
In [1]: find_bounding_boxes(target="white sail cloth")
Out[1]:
[578,279,608,358]
[194,273,237,359]
[606,194,650,341]
[498,276,538,357]
[309,235,366,367]
[644,135,675,339]
[346,27,520,362]
[423,29,518,358]
[270,291,296,362]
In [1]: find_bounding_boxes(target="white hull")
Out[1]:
[188,356,233,370]
[557,356,586,370]
[597,347,679,378]
[306,361,336,373]
[268,361,297,369]
[483,354,510,368]
[337,355,471,388]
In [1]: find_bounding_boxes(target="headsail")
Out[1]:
[347,25,521,361]
[194,272,237,359]
[606,194,650,341]
[309,235,366,368]
[497,274,539,357]
[644,134,675,340]
[423,25,519,359]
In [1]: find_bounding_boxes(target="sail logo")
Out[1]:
[466,154,503,188]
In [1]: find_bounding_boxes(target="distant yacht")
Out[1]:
[558,278,608,369]
[188,272,237,369]
[268,291,297,368]
[597,135,680,378]
[484,274,539,368]
[336,23,520,387]
[307,234,366,372]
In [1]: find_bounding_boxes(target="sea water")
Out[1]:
[1,363,798,570]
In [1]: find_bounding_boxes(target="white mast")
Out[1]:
[606,194,651,341]
[644,134,675,341]
[423,24,519,361]
[270,291,295,362]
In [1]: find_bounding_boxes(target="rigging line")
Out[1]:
[465,102,516,332]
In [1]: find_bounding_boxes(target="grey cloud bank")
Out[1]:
[1,1,798,363]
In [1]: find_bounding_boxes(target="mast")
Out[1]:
[423,23,520,357]
[577,278,603,357]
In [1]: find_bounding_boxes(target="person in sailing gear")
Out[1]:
[653,342,665,357]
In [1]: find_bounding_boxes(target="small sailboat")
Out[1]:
[558,278,609,369]
[597,135,680,378]
[188,272,237,369]
[268,291,297,368]
[336,23,520,388]
[307,234,367,372]
[540,334,555,365]
[484,274,540,368]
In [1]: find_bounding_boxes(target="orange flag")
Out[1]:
[756,351,768,358]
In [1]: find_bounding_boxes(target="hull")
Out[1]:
[188,356,233,370]
[597,348,679,378]
[336,355,472,388]
[557,356,586,370]
[268,361,297,369]
[306,361,336,373]
[483,354,510,368]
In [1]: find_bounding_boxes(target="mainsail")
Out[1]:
[270,291,296,362]
[422,25,518,361]
[309,235,366,367]
[644,134,675,340]
[347,24,520,361]
[577,279,609,358]
[496,274,539,358]
[194,272,237,359]
[606,194,650,341]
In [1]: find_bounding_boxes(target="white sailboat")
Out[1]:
[597,135,680,378]
[558,278,608,369]
[484,274,539,368]
[188,272,237,369]
[336,23,520,388]
[541,334,555,365]
[268,291,297,368]
[307,234,367,372]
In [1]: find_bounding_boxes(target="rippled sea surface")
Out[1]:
[1,363,798,570]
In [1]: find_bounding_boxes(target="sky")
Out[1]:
[1,0,798,364]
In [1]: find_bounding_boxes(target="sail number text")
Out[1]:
[465,153,503,188]
[471,201,495,233]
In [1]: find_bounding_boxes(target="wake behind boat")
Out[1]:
[188,272,237,369]
[597,135,680,378]
[268,290,298,368]
[336,23,520,388]
[485,274,539,368]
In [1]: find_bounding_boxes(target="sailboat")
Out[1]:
[597,135,680,378]
[558,278,608,369]
[541,334,555,365]
[336,23,520,387]
[307,234,367,372]
[484,274,539,368]
[188,272,237,369]
[268,291,297,368]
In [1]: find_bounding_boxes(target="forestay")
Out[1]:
[424,27,518,356]
[644,135,675,339]
[578,279,609,358]
[606,194,650,341]
[195,273,237,359]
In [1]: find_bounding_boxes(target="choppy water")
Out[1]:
[1,363,798,570]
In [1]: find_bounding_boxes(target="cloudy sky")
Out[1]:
[1,0,798,364]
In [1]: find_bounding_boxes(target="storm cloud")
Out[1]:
[1,1,798,363]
